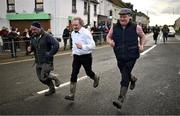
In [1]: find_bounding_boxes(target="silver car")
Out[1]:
[168,27,176,37]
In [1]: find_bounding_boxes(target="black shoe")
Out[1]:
[65,95,74,101]
[130,81,136,90]
[113,101,122,109]
[55,80,60,87]
[44,88,55,96]
[130,76,137,90]
[93,75,100,88]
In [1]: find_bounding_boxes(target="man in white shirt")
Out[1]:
[65,17,100,101]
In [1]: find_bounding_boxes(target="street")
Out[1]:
[0,33,180,115]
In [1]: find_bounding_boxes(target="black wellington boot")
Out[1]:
[113,86,128,109]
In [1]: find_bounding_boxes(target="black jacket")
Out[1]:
[30,31,59,64]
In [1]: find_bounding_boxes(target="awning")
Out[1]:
[6,13,51,20]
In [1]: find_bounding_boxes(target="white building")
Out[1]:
[174,17,180,31]
[0,0,99,39]
[98,0,125,26]
[135,12,149,27]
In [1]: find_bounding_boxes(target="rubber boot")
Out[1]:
[113,86,128,109]
[130,75,137,90]
[65,82,76,101]
[44,81,55,96]
[92,74,100,88]
[50,73,61,87]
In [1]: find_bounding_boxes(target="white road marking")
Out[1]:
[140,44,157,56]
[37,76,87,94]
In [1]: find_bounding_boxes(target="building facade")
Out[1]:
[0,0,99,38]
[174,17,180,31]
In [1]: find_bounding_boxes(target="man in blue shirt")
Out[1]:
[65,17,100,101]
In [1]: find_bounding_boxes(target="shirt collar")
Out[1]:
[74,27,84,34]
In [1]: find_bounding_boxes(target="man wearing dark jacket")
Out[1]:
[62,26,70,50]
[8,27,18,58]
[28,21,60,96]
[106,8,145,109]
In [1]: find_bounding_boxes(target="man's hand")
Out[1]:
[139,45,144,53]
[75,42,82,49]
[27,46,31,52]
[109,40,115,47]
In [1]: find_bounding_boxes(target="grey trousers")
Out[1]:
[36,63,54,86]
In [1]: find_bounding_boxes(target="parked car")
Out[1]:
[168,27,176,37]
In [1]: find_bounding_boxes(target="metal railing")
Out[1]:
[0,33,108,59]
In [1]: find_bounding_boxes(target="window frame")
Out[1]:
[84,1,88,15]
[72,0,77,13]
[94,4,97,16]
[35,0,44,12]
[7,0,15,13]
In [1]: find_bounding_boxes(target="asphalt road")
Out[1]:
[0,33,180,115]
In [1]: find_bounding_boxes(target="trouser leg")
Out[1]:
[70,55,81,82]
[82,54,99,88]
[36,64,55,96]
[113,60,136,109]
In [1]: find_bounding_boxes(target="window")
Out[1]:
[72,0,77,13]
[35,0,43,12]
[84,1,88,15]
[109,10,112,16]
[7,0,15,12]
[94,4,97,16]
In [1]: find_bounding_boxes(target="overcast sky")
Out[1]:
[122,0,180,26]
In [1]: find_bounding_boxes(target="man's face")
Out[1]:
[119,14,131,26]
[72,20,81,32]
[30,27,41,36]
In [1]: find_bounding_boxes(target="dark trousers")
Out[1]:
[163,33,168,43]
[10,43,16,58]
[36,63,54,87]
[63,38,68,50]
[71,53,95,82]
[117,59,136,87]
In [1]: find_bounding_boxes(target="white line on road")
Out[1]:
[140,44,157,56]
[37,76,87,94]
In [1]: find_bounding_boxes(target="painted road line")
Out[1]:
[37,76,87,94]
[140,44,157,56]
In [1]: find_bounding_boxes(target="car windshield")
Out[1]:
[168,27,175,31]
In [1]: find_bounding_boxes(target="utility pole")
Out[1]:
[87,0,90,26]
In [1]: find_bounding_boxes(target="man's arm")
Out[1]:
[137,25,146,53]
[106,26,115,47]
[47,35,59,56]
[80,30,95,50]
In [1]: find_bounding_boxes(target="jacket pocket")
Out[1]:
[127,46,139,59]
